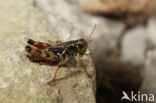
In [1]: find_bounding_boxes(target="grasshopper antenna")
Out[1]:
[87,24,96,43]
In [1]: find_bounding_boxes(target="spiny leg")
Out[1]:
[47,57,69,85]
[26,47,60,65]
[25,45,56,63]
[74,55,91,78]
[26,53,54,65]
[27,39,51,50]
[26,54,43,63]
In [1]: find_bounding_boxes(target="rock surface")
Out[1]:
[0,0,96,103]
[121,25,146,65]
[141,17,156,103]
[146,17,156,47]
[79,0,156,14]
[142,50,156,96]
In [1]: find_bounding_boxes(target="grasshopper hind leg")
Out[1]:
[26,54,41,62]
[25,45,57,64]
[26,54,52,65]
[27,39,51,50]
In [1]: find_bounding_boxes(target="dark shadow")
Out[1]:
[94,54,144,103]
[48,70,82,87]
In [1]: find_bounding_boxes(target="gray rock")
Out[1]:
[141,17,156,103]
[0,0,96,103]
[142,50,156,102]
[121,26,146,65]
[146,17,156,50]
[90,18,125,60]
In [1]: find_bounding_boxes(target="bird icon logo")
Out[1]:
[121,91,131,101]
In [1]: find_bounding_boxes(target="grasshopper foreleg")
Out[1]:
[47,57,69,85]
[74,55,91,78]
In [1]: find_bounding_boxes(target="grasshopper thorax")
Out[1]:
[63,39,88,56]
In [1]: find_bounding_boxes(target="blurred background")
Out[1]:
[0,0,156,103]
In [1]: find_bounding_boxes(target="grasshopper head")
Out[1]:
[77,39,88,56]
[77,24,96,56]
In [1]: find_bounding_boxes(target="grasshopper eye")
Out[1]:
[79,43,84,48]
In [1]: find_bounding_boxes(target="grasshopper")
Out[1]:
[25,25,96,85]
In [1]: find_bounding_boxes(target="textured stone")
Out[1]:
[0,0,96,103]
